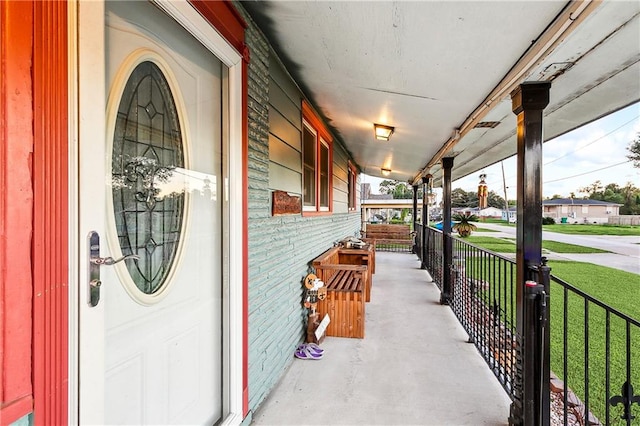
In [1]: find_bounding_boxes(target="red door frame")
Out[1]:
[1,2,36,424]
[1,1,248,424]
[32,2,69,425]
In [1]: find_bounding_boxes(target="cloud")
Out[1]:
[451,102,639,200]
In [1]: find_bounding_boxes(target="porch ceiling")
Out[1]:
[241,1,640,187]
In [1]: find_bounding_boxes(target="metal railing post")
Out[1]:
[412,184,419,255]
[421,176,430,269]
[441,158,453,305]
[537,259,551,425]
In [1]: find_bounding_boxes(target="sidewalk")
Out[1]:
[476,223,640,275]
[251,252,512,425]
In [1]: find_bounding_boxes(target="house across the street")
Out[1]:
[542,198,621,224]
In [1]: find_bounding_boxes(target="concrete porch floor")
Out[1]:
[251,251,512,425]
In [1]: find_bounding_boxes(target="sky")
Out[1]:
[362,102,640,202]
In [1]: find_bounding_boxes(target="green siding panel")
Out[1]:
[269,162,301,194]
[270,51,302,106]
[333,176,348,193]
[270,79,301,131]
[236,2,363,418]
[269,134,301,172]
[269,106,301,152]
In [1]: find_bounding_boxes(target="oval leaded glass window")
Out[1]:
[112,61,184,295]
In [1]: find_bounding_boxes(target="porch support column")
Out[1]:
[421,176,430,268]
[412,184,418,254]
[441,157,453,305]
[510,82,551,426]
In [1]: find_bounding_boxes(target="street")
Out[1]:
[474,222,640,275]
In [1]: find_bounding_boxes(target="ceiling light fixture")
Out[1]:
[381,168,391,176]
[374,123,395,141]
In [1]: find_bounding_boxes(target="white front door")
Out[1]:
[77,1,232,424]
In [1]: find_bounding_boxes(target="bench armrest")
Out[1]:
[314,264,367,272]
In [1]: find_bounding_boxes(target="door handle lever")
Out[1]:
[88,231,139,307]
[91,254,140,266]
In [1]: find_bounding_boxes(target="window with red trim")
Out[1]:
[348,162,357,211]
[302,102,332,213]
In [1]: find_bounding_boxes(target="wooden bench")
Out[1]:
[315,265,366,339]
[312,244,374,302]
[337,246,375,300]
[311,247,369,338]
[362,224,413,251]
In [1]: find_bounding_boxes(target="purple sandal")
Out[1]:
[305,343,324,354]
[294,346,323,360]
[297,343,324,355]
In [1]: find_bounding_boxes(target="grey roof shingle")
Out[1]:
[542,198,622,206]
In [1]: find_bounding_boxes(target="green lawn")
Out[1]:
[464,236,516,253]
[543,224,640,236]
[457,247,639,423]
[542,241,610,254]
[463,236,610,254]
[548,261,639,321]
[474,227,498,232]
[547,261,640,424]
[480,218,511,224]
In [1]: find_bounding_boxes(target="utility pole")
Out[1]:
[501,161,509,217]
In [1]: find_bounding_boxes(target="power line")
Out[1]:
[544,115,639,166]
[485,115,638,188]
[544,160,633,184]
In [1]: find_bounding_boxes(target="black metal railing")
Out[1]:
[421,226,443,290]
[420,229,640,424]
[415,222,423,260]
[374,240,413,253]
[550,274,640,425]
[449,235,519,400]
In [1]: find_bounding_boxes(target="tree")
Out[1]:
[378,180,421,199]
[573,180,640,215]
[449,188,505,209]
[378,179,398,195]
[451,188,475,207]
[620,181,640,215]
[578,181,603,198]
[486,191,506,210]
[627,133,640,168]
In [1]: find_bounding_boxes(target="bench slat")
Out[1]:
[327,269,361,292]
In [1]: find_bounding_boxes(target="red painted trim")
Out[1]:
[0,1,35,424]
[301,101,331,142]
[301,101,334,216]
[32,2,69,425]
[1,396,34,426]
[348,162,357,211]
[190,0,247,54]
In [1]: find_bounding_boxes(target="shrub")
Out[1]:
[452,212,478,237]
[542,216,556,225]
